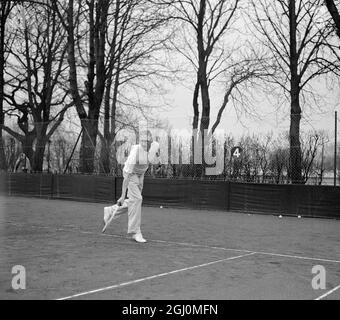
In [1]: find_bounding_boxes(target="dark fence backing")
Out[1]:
[0,173,339,219]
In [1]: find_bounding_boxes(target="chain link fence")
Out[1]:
[1,122,339,186]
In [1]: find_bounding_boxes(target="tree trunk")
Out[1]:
[32,140,46,172]
[192,75,200,178]
[30,121,50,172]
[289,0,302,184]
[79,119,98,174]
[21,134,35,171]
[73,0,108,174]
[99,78,112,174]
[199,75,210,133]
[192,77,200,130]
[199,73,211,178]
[289,86,302,183]
[110,67,120,175]
[0,9,7,171]
[67,0,98,174]
[0,115,6,171]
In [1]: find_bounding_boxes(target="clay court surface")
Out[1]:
[0,195,339,300]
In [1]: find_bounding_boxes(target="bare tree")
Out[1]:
[250,0,338,184]
[308,131,329,184]
[155,0,246,179]
[53,0,170,174]
[0,0,16,171]
[270,147,289,184]
[3,2,69,172]
[99,0,172,174]
[51,0,110,173]
[300,130,330,183]
[300,131,321,182]
[157,0,241,133]
[253,134,273,183]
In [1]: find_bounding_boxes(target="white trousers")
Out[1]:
[114,173,144,235]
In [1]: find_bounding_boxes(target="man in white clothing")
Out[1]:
[102,131,160,243]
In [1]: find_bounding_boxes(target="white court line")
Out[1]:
[56,252,256,300]
[5,221,340,264]
[83,230,340,264]
[315,284,340,300]
[255,251,340,264]
[56,226,340,264]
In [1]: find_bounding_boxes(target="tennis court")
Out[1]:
[0,195,339,300]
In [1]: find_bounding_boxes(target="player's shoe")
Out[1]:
[102,205,117,233]
[132,233,147,243]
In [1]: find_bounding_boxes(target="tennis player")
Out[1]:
[102,130,160,243]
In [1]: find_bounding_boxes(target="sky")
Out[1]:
[158,78,340,142]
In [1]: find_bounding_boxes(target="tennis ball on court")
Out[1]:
[298,215,301,218]
[278,215,283,218]
[160,206,163,209]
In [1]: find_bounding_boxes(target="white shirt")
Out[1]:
[123,141,160,175]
